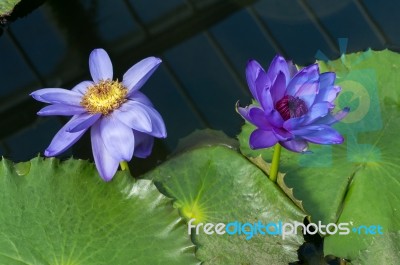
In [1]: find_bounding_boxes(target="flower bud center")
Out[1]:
[81,79,128,115]
[276,95,308,120]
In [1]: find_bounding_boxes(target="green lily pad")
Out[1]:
[0,0,21,17]
[238,50,400,262]
[143,144,306,265]
[0,157,198,265]
[352,232,400,265]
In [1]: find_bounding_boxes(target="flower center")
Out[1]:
[81,80,128,115]
[275,95,308,120]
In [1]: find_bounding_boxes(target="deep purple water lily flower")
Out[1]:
[31,48,166,181]
[237,55,349,153]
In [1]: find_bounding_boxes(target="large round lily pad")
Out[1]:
[143,144,306,265]
[0,157,198,265]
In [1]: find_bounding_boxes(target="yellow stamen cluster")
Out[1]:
[81,79,128,115]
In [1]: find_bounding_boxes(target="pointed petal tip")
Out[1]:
[246,59,264,70]
[236,103,253,120]
[143,56,162,66]
[273,54,286,61]
[336,107,350,121]
[44,149,54,157]
[332,135,345,144]
[152,129,167,139]
[30,92,42,101]
[100,173,114,182]
[96,164,117,182]
[123,57,163,94]
[159,131,167,138]
[152,56,162,64]
[95,159,117,182]
[236,104,250,120]
[140,57,162,68]
[269,54,290,70]
[90,48,106,57]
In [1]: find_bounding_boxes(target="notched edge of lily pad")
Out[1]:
[13,161,31,176]
[249,156,306,213]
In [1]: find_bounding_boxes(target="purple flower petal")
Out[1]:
[265,109,285,128]
[302,102,330,125]
[289,125,323,136]
[283,116,306,131]
[294,80,319,108]
[236,105,250,120]
[287,60,298,77]
[272,127,293,141]
[114,100,152,133]
[123,57,162,96]
[44,116,88,157]
[91,122,120,181]
[71,80,94,95]
[138,104,167,138]
[30,89,57,103]
[133,130,154,158]
[319,72,335,87]
[248,107,273,130]
[315,85,341,104]
[66,113,101,133]
[31,88,82,106]
[267,55,290,84]
[255,72,273,110]
[246,60,265,101]
[236,103,255,122]
[313,107,350,125]
[259,88,274,113]
[313,72,339,104]
[280,139,308,153]
[37,104,86,116]
[287,64,319,96]
[99,115,135,161]
[128,91,154,107]
[89,48,113,82]
[302,125,344,144]
[115,101,166,138]
[249,129,278,149]
[269,71,286,105]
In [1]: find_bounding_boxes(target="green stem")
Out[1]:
[119,161,131,174]
[269,144,281,183]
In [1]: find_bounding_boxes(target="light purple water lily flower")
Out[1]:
[31,48,167,181]
[237,55,349,153]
